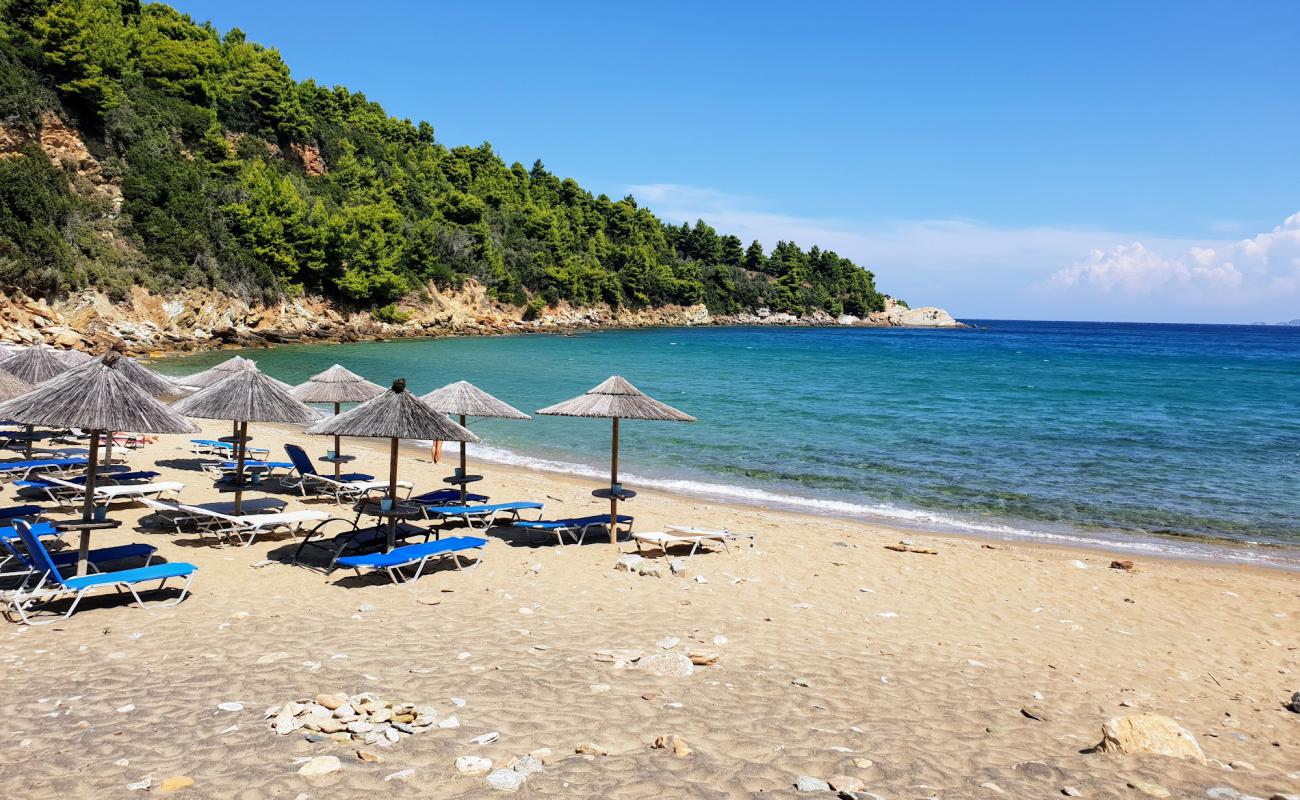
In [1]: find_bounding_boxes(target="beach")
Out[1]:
[0,420,1296,799]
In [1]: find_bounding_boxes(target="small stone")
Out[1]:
[529,747,555,765]
[852,758,874,769]
[274,714,304,735]
[575,742,608,756]
[451,697,466,707]
[637,652,694,678]
[615,554,644,572]
[828,775,864,792]
[590,684,611,693]
[356,749,383,763]
[508,754,544,776]
[297,756,343,776]
[688,651,719,666]
[713,635,729,646]
[115,759,130,767]
[669,558,687,576]
[303,732,328,743]
[438,716,461,729]
[657,637,680,650]
[1062,788,1081,797]
[1110,560,1135,571]
[795,775,830,792]
[1126,780,1170,798]
[470,731,500,745]
[485,769,525,792]
[383,769,415,783]
[1229,760,1255,771]
[1096,713,1206,763]
[357,603,375,612]
[346,721,374,734]
[456,756,493,776]
[792,677,811,687]
[316,693,346,710]
[652,734,692,757]
[217,702,243,712]
[383,728,399,743]
[117,704,135,713]
[694,575,708,584]
[127,776,152,792]
[1021,706,1048,721]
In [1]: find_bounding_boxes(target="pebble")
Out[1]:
[451,697,466,707]
[455,756,493,776]
[485,769,525,792]
[590,684,611,693]
[508,754,545,776]
[637,652,695,678]
[470,731,501,745]
[297,756,342,776]
[713,635,729,645]
[356,749,383,763]
[1229,760,1255,771]
[1127,780,1170,798]
[575,742,608,756]
[851,758,874,769]
[1020,706,1048,721]
[657,637,681,650]
[117,704,135,713]
[217,702,244,712]
[1062,788,1081,797]
[127,776,152,792]
[652,734,692,757]
[383,769,415,783]
[792,677,811,687]
[795,776,830,792]
[438,716,461,729]
[828,775,864,792]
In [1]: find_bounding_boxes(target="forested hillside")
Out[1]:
[0,0,889,319]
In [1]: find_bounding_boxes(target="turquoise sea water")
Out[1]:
[153,321,1300,568]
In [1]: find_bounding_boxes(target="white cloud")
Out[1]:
[1043,213,1300,311]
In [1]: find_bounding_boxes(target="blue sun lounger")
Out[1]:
[190,439,270,459]
[422,501,544,529]
[335,535,487,583]
[410,488,490,509]
[5,520,196,625]
[513,514,634,546]
[0,457,88,482]
[0,524,156,588]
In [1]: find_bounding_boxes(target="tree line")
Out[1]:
[0,0,889,318]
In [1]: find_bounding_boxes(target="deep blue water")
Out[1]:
[153,321,1300,567]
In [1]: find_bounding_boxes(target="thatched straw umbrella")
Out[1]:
[537,376,695,545]
[172,369,318,514]
[421,380,530,503]
[306,379,478,550]
[61,347,190,465]
[0,371,34,456]
[0,344,70,385]
[53,348,95,366]
[175,355,259,390]
[290,364,385,479]
[0,352,198,571]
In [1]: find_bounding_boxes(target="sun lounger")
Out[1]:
[292,518,432,573]
[201,460,296,482]
[5,520,196,625]
[139,498,330,546]
[190,439,270,459]
[422,501,544,529]
[35,476,184,508]
[0,457,88,482]
[1,525,155,587]
[632,526,755,558]
[513,514,634,546]
[281,444,408,502]
[15,470,161,507]
[409,488,490,508]
[139,497,287,532]
[335,535,487,583]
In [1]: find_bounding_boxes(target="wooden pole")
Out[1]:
[609,416,619,545]
[459,413,468,504]
[233,420,248,515]
[333,402,342,479]
[82,430,100,523]
[387,437,399,551]
[24,424,33,459]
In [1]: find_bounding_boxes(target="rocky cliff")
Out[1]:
[0,284,962,356]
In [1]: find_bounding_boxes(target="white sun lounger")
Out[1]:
[41,476,184,507]
[140,497,287,532]
[633,526,757,558]
[141,498,330,546]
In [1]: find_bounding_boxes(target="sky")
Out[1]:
[171,0,1300,322]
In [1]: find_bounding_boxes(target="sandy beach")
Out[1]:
[0,420,1296,800]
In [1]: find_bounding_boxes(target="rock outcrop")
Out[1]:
[0,112,123,213]
[0,282,963,356]
[1094,713,1207,763]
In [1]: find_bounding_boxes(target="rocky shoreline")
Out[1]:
[0,283,963,356]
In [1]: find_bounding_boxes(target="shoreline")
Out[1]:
[343,427,1299,575]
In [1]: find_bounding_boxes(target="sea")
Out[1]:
[152,320,1300,569]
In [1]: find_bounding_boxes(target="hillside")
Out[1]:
[0,0,920,339]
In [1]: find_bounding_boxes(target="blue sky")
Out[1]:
[173,0,1300,322]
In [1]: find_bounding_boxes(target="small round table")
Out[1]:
[54,518,122,576]
[353,500,424,551]
[591,487,637,501]
[320,453,356,480]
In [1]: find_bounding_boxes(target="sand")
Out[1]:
[0,420,1296,799]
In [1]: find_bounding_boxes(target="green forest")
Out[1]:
[0,0,889,318]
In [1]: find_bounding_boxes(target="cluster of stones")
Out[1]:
[269,692,452,748]
[456,749,550,793]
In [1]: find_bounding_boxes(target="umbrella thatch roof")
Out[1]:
[62,349,187,400]
[0,370,33,402]
[53,348,95,366]
[421,380,531,420]
[307,379,479,442]
[0,345,70,385]
[177,356,254,388]
[171,368,320,425]
[537,376,695,422]
[0,352,199,433]
[291,364,386,404]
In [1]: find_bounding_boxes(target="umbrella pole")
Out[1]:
[234,420,248,515]
[105,430,114,469]
[24,424,32,459]
[387,437,399,551]
[459,414,468,505]
[78,429,101,576]
[609,416,619,545]
[334,402,342,480]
